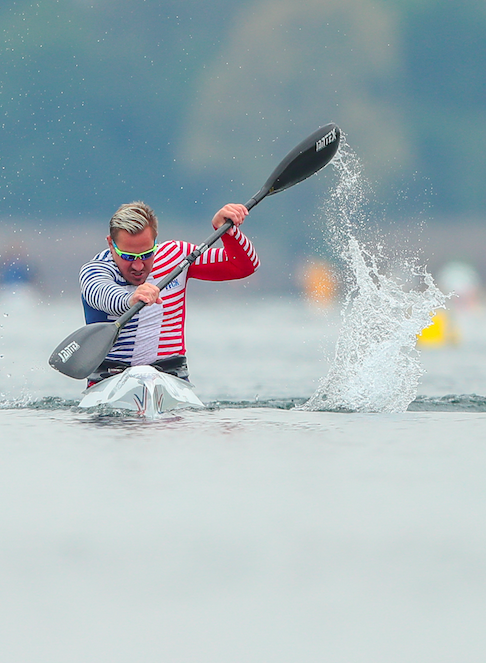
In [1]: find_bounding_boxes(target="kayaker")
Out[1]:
[79,201,259,386]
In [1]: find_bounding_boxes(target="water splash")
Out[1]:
[302,138,448,413]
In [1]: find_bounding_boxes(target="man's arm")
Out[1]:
[80,260,132,316]
[188,203,260,281]
[188,227,260,281]
[80,259,162,316]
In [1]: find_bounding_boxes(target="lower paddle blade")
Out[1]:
[264,123,340,195]
[48,322,120,379]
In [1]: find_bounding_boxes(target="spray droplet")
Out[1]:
[301,137,447,414]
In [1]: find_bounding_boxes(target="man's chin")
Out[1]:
[127,273,147,285]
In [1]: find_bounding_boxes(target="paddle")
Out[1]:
[49,122,341,379]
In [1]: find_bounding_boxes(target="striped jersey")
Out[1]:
[79,228,259,365]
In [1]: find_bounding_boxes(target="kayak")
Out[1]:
[78,365,204,417]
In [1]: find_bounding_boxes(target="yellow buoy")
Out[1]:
[417,309,460,346]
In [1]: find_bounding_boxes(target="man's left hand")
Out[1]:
[212,204,248,236]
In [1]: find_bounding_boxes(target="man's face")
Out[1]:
[107,226,157,286]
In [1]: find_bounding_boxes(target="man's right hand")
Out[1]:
[129,283,162,307]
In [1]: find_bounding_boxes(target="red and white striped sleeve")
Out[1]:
[187,227,259,282]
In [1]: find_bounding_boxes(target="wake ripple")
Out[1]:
[2,395,486,414]
[409,394,486,412]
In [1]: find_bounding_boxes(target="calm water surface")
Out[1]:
[1,291,486,662]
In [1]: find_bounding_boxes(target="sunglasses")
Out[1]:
[112,240,157,261]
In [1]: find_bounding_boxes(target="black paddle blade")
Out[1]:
[49,321,120,379]
[49,123,340,381]
[264,123,340,196]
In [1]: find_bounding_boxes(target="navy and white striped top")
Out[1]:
[79,228,259,365]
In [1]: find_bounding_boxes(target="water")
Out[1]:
[2,290,486,662]
[2,148,486,660]
[304,140,449,413]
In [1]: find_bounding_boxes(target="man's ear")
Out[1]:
[106,236,116,258]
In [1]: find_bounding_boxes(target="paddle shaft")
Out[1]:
[115,189,267,330]
[49,122,340,379]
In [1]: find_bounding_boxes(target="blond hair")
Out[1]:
[109,201,158,239]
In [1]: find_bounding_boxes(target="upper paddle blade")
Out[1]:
[264,123,340,196]
[48,123,340,381]
[48,321,120,379]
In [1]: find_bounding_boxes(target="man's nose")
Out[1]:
[131,258,144,269]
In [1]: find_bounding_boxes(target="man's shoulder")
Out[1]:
[80,249,119,278]
[156,239,183,252]
[155,239,195,258]
[90,248,113,263]
[83,249,115,267]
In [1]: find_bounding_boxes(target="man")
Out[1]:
[80,201,259,385]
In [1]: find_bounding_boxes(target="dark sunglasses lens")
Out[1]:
[117,247,156,261]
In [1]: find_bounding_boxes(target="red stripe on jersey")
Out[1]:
[149,232,258,358]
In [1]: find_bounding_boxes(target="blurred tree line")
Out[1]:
[1,0,485,233]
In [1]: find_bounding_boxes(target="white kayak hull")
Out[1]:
[78,366,204,417]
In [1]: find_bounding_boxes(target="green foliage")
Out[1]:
[398,0,486,213]
[0,0,233,218]
[1,0,485,225]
